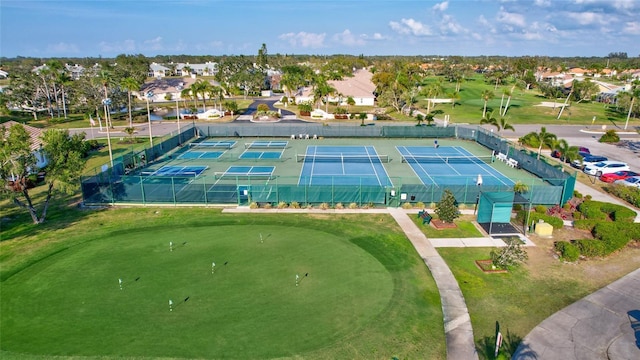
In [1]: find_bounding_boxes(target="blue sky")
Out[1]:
[1,0,639,58]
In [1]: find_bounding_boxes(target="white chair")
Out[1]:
[497,152,508,162]
[313,134,317,139]
[305,134,310,139]
[291,134,296,140]
[508,158,518,168]
[299,134,303,140]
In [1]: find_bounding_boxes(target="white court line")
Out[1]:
[452,147,510,186]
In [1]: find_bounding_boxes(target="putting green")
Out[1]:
[1,225,393,358]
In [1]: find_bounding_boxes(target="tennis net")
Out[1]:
[401,155,493,164]
[189,142,234,149]
[244,142,288,149]
[296,154,390,163]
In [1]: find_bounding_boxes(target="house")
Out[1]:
[2,121,48,168]
[175,62,219,77]
[296,68,376,107]
[64,64,85,80]
[148,62,171,78]
[0,69,8,79]
[137,77,222,103]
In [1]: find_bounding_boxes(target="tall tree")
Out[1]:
[531,126,557,159]
[480,111,515,133]
[0,125,87,224]
[120,77,140,127]
[481,89,494,118]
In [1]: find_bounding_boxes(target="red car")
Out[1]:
[599,170,639,183]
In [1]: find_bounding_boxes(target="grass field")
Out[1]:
[0,208,446,359]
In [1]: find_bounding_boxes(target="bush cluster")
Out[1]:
[598,129,620,143]
[515,210,564,229]
[578,200,636,222]
[554,241,580,262]
[606,185,640,208]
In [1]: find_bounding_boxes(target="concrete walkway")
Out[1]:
[388,208,479,360]
[513,268,640,360]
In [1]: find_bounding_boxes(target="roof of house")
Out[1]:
[299,68,376,99]
[2,120,44,151]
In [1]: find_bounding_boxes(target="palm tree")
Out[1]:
[56,71,72,120]
[502,80,526,116]
[447,90,460,109]
[532,127,557,160]
[481,89,494,118]
[622,80,640,130]
[181,87,196,110]
[480,111,514,133]
[120,77,140,127]
[192,80,212,111]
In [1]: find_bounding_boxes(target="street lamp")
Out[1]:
[145,91,154,147]
[102,98,114,166]
[175,84,183,144]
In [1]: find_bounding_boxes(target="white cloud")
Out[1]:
[432,1,448,12]
[389,18,432,36]
[612,0,636,11]
[361,32,387,41]
[143,37,163,51]
[46,42,79,54]
[98,40,136,53]
[278,32,326,48]
[622,21,640,34]
[439,14,466,35]
[496,7,526,28]
[333,29,366,46]
[534,0,551,6]
[478,15,497,34]
[566,11,606,25]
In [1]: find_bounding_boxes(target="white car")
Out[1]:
[583,161,630,176]
[614,176,640,188]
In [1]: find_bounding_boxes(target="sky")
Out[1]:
[1,0,639,58]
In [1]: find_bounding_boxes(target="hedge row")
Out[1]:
[515,210,564,229]
[555,222,640,261]
[606,185,640,208]
[577,200,636,222]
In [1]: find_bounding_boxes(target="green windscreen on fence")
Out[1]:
[477,192,514,224]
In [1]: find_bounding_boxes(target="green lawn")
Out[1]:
[412,215,485,238]
[0,209,445,359]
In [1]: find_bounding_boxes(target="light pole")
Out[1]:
[145,91,154,147]
[175,84,183,144]
[102,98,114,166]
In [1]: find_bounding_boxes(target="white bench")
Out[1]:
[497,152,508,162]
[507,158,518,168]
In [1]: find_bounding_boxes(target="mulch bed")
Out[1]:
[475,260,508,273]
[431,219,458,229]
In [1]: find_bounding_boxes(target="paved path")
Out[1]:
[513,268,640,360]
[388,208,479,360]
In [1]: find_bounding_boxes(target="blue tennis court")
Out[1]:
[189,140,237,149]
[298,145,392,186]
[239,151,283,160]
[216,166,275,179]
[178,151,224,160]
[397,146,512,186]
[142,165,208,177]
[244,140,288,149]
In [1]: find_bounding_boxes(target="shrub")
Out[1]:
[513,204,522,211]
[598,129,620,143]
[335,202,344,209]
[401,202,413,209]
[574,239,607,257]
[334,107,347,114]
[572,211,582,220]
[435,189,460,223]
[289,201,300,209]
[555,241,580,262]
[277,201,288,209]
[534,205,547,214]
[297,102,313,112]
[573,190,583,198]
[573,219,600,232]
[606,185,640,208]
[577,201,607,220]
[262,202,272,209]
[516,210,564,229]
[490,238,528,269]
[249,202,258,209]
[416,201,425,209]
[257,103,270,112]
[319,202,330,210]
[348,202,358,209]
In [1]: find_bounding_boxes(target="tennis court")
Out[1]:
[397,146,512,186]
[178,150,225,160]
[142,165,208,177]
[216,166,275,179]
[298,145,392,186]
[244,140,288,149]
[239,150,284,160]
[189,140,237,149]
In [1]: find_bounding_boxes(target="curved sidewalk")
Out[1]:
[513,268,640,359]
[390,208,479,360]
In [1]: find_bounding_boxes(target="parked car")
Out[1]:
[599,170,640,183]
[614,176,640,188]
[572,155,608,169]
[551,150,590,163]
[583,161,630,176]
